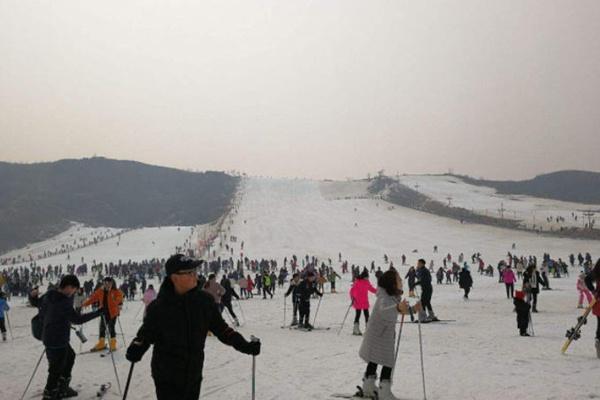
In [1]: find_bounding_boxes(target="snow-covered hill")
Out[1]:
[1,177,599,400]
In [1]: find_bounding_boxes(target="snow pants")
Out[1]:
[578,289,593,306]
[299,300,311,325]
[0,318,5,333]
[354,309,369,324]
[596,316,600,340]
[420,287,433,315]
[365,362,392,380]
[505,283,514,299]
[220,301,237,320]
[155,379,201,400]
[99,316,117,339]
[44,345,75,393]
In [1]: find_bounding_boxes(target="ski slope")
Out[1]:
[397,174,599,231]
[2,177,600,400]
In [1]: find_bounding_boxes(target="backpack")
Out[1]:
[31,313,43,341]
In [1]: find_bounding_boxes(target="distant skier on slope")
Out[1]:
[295,271,323,330]
[349,268,377,335]
[414,259,438,322]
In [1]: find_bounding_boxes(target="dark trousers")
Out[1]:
[596,316,600,340]
[0,318,5,333]
[354,309,369,324]
[299,300,310,325]
[100,317,117,338]
[463,287,470,298]
[155,379,201,400]
[365,362,392,380]
[262,287,272,299]
[505,283,514,298]
[220,302,237,319]
[421,288,433,314]
[44,345,76,392]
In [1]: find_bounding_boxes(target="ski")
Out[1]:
[331,386,371,399]
[561,298,596,354]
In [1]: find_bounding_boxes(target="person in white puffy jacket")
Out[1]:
[358,270,421,400]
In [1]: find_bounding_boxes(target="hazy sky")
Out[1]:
[2,1,600,180]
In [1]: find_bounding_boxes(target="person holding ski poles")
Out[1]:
[35,275,102,399]
[82,276,124,352]
[125,254,261,400]
[414,259,438,322]
[0,291,9,341]
[349,268,377,336]
[357,269,421,400]
[296,271,323,330]
[284,273,301,326]
[584,259,600,358]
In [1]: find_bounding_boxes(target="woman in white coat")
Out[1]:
[358,269,421,400]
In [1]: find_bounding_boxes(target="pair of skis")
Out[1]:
[561,298,596,354]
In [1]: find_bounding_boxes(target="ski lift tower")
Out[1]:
[446,196,453,207]
[582,210,596,230]
[498,202,506,219]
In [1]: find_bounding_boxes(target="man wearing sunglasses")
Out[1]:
[126,254,261,400]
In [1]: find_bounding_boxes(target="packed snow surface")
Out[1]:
[2,177,599,400]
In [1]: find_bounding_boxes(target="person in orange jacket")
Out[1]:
[82,277,124,352]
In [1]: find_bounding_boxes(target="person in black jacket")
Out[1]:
[126,254,260,400]
[37,275,102,399]
[513,290,531,336]
[220,278,240,326]
[584,260,600,358]
[284,273,301,326]
[523,264,546,313]
[458,265,473,299]
[295,272,323,330]
[415,259,438,322]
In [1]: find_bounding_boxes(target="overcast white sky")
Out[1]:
[1,1,600,180]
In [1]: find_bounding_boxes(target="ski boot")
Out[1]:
[378,380,400,400]
[428,311,439,322]
[596,339,600,359]
[353,323,362,336]
[57,377,78,398]
[91,337,106,352]
[109,337,118,352]
[361,375,377,398]
[42,388,59,400]
[1,332,6,341]
[304,323,314,331]
[291,316,298,326]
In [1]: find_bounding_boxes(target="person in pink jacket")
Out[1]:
[577,273,593,308]
[142,284,157,317]
[350,268,377,335]
[503,266,517,299]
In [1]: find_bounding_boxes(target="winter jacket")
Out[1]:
[415,267,432,291]
[203,280,225,304]
[0,298,9,319]
[523,270,545,295]
[584,274,600,316]
[134,280,254,390]
[221,284,240,306]
[238,278,248,289]
[246,278,254,292]
[359,289,401,367]
[458,269,473,289]
[350,279,377,310]
[513,298,530,330]
[82,288,124,319]
[39,290,101,348]
[296,280,322,302]
[503,268,516,285]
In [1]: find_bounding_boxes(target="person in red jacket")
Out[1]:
[82,277,124,352]
[349,268,377,335]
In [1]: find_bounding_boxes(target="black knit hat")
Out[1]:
[59,274,81,289]
[165,254,203,276]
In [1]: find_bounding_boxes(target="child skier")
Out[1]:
[357,269,420,400]
[513,290,530,336]
[349,268,377,335]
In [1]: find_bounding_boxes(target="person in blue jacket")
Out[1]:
[0,291,9,341]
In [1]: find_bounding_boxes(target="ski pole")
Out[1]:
[236,298,246,324]
[134,302,144,320]
[337,300,354,336]
[5,311,14,340]
[118,317,128,347]
[122,363,135,400]
[19,349,45,400]
[282,296,287,328]
[416,307,427,400]
[312,295,323,327]
[391,312,405,382]
[250,335,260,400]
[102,316,122,395]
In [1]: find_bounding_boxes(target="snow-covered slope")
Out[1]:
[2,177,599,400]
[397,174,599,231]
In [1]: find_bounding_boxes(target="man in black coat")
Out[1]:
[37,275,102,399]
[126,254,260,400]
[295,272,323,330]
[415,259,438,322]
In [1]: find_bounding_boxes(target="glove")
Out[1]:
[126,340,147,363]
[242,339,261,356]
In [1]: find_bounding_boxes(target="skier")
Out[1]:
[523,264,546,313]
[126,254,260,399]
[82,277,124,352]
[503,265,516,299]
[513,290,531,336]
[296,272,323,330]
[584,260,600,358]
[203,273,225,304]
[284,273,301,326]
[220,278,241,326]
[458,265,473,299]
[0,291,9,341]
[404,267,417,297]
[329,269,341,293]
[37,275,102,399]
[357,269,421,400]
[350,268,377,335]
[414,259,438,322]
[142,284,157,317]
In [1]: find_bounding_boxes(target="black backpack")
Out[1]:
[31,294,46,341]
